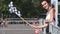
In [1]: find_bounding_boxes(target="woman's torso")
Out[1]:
[45,11,56,25]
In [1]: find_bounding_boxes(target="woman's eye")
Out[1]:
[44,3,46,5]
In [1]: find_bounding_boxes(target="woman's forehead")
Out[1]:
[41,1,47,5]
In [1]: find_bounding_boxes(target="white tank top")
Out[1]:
[45,12,56,25]
[46,12,50,20]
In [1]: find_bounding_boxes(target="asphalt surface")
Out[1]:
[0,24,43,34]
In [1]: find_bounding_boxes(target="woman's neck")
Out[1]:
[48,6,52,11]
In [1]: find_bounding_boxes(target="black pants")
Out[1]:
[46,25,51,34]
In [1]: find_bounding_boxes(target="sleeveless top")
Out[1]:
[45,10,57,33]
[45,11,56,26]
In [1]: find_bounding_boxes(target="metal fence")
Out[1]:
[0,18,38,24]
[0,18,43,34]
[0,18,60,34]
[49,24,60,34]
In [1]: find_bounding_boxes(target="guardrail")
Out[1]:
[49,24,60,34]
[0,18,60,34]
[0,18,44,34]
[0,18,38,24]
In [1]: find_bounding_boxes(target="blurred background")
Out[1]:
[0,0,47,24]
[0,0,60,26]
[0,0,60,34]
[0,0,47,18]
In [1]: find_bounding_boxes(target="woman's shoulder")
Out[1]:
[50,8,55,13]
[51,8,55,11]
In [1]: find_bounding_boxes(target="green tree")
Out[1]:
[0,0,47,18]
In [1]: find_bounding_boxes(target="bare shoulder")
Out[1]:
[50,8,55,12]
[50,8,55,16]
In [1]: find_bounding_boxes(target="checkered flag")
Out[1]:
[8,1,21,17]
[8,1,32,26]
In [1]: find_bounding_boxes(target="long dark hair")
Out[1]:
[40,0,51,6]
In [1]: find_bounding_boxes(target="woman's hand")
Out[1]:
[31,25,42,34]
[34,29,42,34]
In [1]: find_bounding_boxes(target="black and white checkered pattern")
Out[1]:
[8,1,21,17]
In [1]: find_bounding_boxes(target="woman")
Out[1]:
[31,0,55,34]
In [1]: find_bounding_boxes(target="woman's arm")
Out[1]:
[31,22,48,29]
[49,8,55,22]
[31,8,55,29]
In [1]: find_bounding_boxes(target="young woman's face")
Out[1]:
[41,1,49,10]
